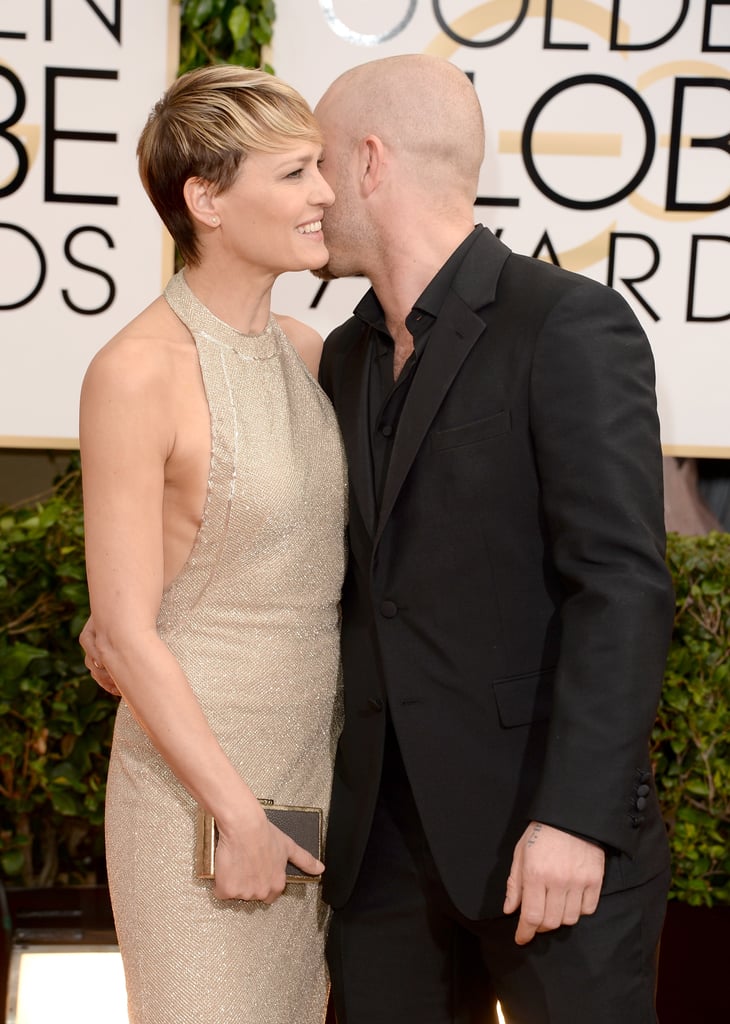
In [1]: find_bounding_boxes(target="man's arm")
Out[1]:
[504,276,674,942]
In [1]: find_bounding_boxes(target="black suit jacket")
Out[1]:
[319,227,674,919]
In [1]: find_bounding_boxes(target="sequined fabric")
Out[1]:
[104,270,347,1024]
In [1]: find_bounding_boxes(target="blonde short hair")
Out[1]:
[137,65,322,265]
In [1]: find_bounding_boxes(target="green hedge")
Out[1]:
[0,461,106,886]
[1,465,729,904]
[651,531,730,906]
[179,0,276,74]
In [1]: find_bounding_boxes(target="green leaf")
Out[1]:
[51,790,81,816]
[1,643,48,681]
[251,22,272,45]
[184,0,216,29]
[1,850,26,876]
[228,5,251,41]
[49,760,82,784]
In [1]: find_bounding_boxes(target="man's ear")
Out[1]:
[359,135,386,197]
[183,177,219,227]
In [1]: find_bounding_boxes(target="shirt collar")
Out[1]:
[353,225,483,336]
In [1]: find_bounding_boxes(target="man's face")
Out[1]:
[312,93,366,281]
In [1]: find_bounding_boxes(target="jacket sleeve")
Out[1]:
[526,278,674,857]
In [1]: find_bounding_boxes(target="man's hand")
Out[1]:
[503,821,605,945]
[79,616,121,696]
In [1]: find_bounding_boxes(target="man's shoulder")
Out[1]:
[495,250,636,326]
[323,314,366,352]
[505,251,617,302]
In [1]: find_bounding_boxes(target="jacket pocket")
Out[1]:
[431,410,511,452]
[493,668,555,728]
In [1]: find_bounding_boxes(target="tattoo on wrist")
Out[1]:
[527,823,543,847]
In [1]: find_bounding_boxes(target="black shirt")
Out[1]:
[352,226,483,507]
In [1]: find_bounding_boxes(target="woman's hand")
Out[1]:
[213,810,324,904]
[79,616,121,696]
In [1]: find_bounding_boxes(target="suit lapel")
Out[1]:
[336,326,378,538]
[374,228,511,549]
[374,292,485,548]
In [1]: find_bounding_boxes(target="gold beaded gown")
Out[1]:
[104,271,347,1024]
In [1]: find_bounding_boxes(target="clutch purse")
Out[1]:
[195,799,323,884]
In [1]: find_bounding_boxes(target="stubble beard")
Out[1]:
[311,262,336,281]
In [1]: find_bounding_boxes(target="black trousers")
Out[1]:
[327,718,669,1024]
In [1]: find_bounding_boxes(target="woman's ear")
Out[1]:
[183,177,219,228]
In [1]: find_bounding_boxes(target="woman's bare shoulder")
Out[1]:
[274,314,324,377]
[83,295,193,395]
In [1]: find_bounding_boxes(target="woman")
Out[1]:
[79,65,346,1023]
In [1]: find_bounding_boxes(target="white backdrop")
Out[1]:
[270,0,730,455]
[1,2,727,453]
[0,0,177,446]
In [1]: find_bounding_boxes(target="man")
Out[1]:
[312,54,674,1023]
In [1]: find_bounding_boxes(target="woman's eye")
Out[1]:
[287,168,304,179]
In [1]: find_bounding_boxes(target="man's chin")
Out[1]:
[310,264,365,282]
[311,263,336,281]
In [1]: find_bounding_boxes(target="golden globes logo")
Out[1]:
[314,1,729,324]
[433,1,729,323]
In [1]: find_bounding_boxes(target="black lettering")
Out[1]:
[45,0,122,43]
[62,226,116,314]
[45,67,118,204]
[611,0,689,51]
[703,0,730,52]
[310,280,329,310]
[470,68,519,206]
[432,0,528,47]
[522,76,655,210]
[687,235,730,321]
[607,233,660,322]
[667,79,730,212]
[544,0,588,50]
[0,224,46,310]
[475,195,520,208]
[0,65,28,198]
[531,231,561,265]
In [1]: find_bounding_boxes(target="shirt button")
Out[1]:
[380,600,398,618]
[381,424,393,437]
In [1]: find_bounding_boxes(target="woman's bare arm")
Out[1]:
[80,332,323,900]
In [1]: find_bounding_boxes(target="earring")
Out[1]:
[211,216,219,226]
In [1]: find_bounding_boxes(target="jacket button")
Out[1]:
[368,697,384,712]
[637,784,650,797]
[380,600,398,618]
[636,796,647,811]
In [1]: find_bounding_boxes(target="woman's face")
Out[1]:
[210,140,335,276]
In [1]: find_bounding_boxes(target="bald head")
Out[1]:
[316,54,485,201]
